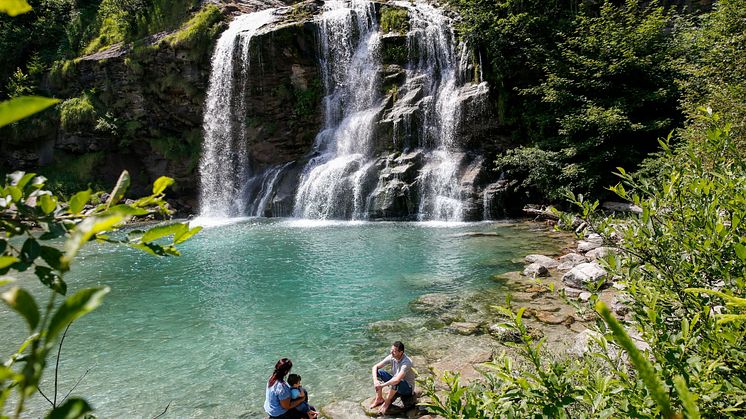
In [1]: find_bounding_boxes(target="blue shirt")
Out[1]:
[264,380,291,416]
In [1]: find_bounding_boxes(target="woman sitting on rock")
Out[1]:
[264,358,310,419]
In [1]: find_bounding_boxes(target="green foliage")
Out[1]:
[163,4,223,50]
[381,44,408,65]
[0,95,58,127]
[58,91,97,132]
[425,111,746,417]
[379,5,409,34]
[293,78,322,120]
[0,170,200,418]
[0,0,32,16]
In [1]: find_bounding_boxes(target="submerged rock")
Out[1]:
[448,322,482,336]
[410,294,456,314]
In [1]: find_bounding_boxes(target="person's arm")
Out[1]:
[279,388,306,409]
[371,356,390,383]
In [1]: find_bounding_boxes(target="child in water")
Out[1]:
[287,374,318,419]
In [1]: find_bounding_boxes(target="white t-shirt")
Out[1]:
[382,353,415,388]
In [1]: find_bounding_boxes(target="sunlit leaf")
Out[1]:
[0,96,60,127]
[46,287,109,345]
[141,223,187,243]
[105,171,130,209]
[1,287,40,330]
[38,194,58,214]
[735,243,746,261]
[673,375,700,419]
[106,204,149,216]
[0,256,19,270]
[68,189,91,215]
[62,214,125,269]
[152,176,174,195]
[45,397,93,419]
[174,226,201,245]
[0,277,16,287]
[11,171,35,190]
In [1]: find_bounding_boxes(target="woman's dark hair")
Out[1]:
[268,358,293,387]
[287,373,301,386]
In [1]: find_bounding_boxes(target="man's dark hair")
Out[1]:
[287,373,301,386]
[393,341,405,352]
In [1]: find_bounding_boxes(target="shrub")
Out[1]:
[380,6,409,34]
[59,92,97,132]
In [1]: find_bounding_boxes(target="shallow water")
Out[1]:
[0,219,564,418]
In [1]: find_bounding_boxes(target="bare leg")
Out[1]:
[378,389,398,415]
[370,371,385,408]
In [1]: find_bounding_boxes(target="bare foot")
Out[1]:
[369,398,384,409]
[308,411,319,419]
[377,404,389,415]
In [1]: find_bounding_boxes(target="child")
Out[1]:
[287,374,318,419]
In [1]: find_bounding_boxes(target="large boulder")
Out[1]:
[524,254,559,268]
[557,253,587,271]
[562,262,608,290]
[523,262,549,278]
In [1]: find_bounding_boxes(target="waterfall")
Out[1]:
[398,2,466,221]
[198,9,276,217]
[293,0,381,220]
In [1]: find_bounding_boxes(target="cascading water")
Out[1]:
[293,0,381,220]
[198,9,276,217]
[399,2,466,221]
[198,1,489,221]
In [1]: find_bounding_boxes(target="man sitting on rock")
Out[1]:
[370,340,415,415]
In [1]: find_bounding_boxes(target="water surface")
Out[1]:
[0,219,564,418]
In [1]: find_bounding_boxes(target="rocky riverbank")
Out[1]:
[317,221,632,418]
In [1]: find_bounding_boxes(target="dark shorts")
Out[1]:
[376,369,413,396]
[269,408,304,419]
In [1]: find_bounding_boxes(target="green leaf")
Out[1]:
[0,96,60,127]
[105,171,130,208]
[1,287,40,330]
[106,204,149,216]
[68,189,91,215]
[20,238,40,263]
[596,301,672,417]
[141,223,187,243]
[38,194,58,214]
[10,171,35,190]
[129,242,165,256]
[40,222,67,240]
[62,214,125,269]
[735,243,746,261]
[0,277,16,287]
[39,246,63,270]
[5,185,22,202]
[174,225,202,245]
[152,176,174,195]
[0,256,19,270]
[45,397,93,419]
[35,266,66,294]
[46,287,109,345]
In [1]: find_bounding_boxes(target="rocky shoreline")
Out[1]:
[317,221,631,419]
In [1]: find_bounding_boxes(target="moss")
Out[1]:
[164,4,224,50]
[380,6,409,34]
[382,44,408,64]
[293,79,323,120]
[59,92,98,132]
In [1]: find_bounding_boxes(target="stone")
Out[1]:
[409,293,455,314]
[488,324,521,342]
[524,254,559,268]
[601,201,643,214]
[585,246,614,260]
[448,322,482,336]
[579,292,592,302]
[567,329,605,358]
[557,253,587,271]
[577,240,602,253]
[522,262,549,277]
[562,262,608,290]
[563,287,584,298]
